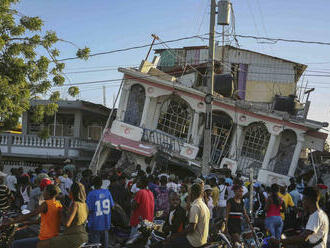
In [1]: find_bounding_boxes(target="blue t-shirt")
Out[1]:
[87,189,114,231]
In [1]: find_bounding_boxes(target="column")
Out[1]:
[118,86,130,121]
[288,135,304,177]
[73,111,82,138]
[140,96,151,128]
[22,112,28,135]
[192,112,200,146]
[261,133,278,170]
[229,124,244,159]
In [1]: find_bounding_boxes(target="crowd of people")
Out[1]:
[0,162,328,248]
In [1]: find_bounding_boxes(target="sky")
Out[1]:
[15,0,330,134]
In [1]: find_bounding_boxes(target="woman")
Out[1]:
[4,184,62,248]
[264,184,286,240]
[225,185,252,248]
[38,182,88,248]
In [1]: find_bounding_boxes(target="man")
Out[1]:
[163,192,186,235]
[273,187,329,248]
[218,177,227,220]
[163,183,210,248]
[87,176,114,248]
[289,183,302,207]
[278,184,295,221]
[6,168,17,194]
[167,174,179,193]
[210,178,219,209]
[130,176,155,238]
[155,176,170,219]
[109,175,131,216]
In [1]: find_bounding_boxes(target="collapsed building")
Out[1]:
[90,45,328,185]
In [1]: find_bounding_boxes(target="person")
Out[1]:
[162,183,210,248]
[130,176,155,238]
[146,166,152,177]
[6,168,17,194]
[3,184,62,248]
[167,174,179,193]
[225,185,252,248]
[204,184,214,219]
[0,175,13,210]
[272,187,329,248]
[210,178,219,209]
[227,178,248,199]
[19,174,31,208]
[80,169,93,194]
[180,184,189,210]
[87,176,114,248]
[28,177,52,212]
[278,184,295,223]
[43,182,89,248]
[101,174,110,190]
[218,177,227,220]
[289,183,302,207]
[163,192,186,235]
[264,184,286,240]
[155,175,170,219]
[109,174,131,216]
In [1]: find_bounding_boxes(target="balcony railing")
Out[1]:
[0,133,98,157]
[142,128,185,155]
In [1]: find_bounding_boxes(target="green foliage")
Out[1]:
[0,0,90,130]
[38,127,50,140]
[68,86,79,97]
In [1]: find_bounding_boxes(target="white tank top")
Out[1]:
[20,186,30,203]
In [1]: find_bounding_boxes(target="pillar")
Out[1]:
[261,133,278,170]
[118,85,130,121]
[288,134,304,177]
[73,111,82,138]
[22,112,28,135]
[140,96,151,127]
[229,124,244,159]
[192,112,200,146]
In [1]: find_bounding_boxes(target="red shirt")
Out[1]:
[130,189,154,227]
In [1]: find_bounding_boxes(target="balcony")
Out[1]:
[0,134,98,160]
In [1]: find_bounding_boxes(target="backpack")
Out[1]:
[155,186,169,215]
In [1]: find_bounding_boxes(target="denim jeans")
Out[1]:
[265,216,283,239]
[11,237,39,248]
[89,230,109,248]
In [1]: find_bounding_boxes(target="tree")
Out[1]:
[0,0,90,130]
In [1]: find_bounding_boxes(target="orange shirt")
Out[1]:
[39,199,62,240]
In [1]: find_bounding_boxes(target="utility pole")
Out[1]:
[202,0,216,176]
[103,85,106,107]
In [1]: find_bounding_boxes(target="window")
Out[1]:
[124,84,145,126]
[211,111,233,165]
[157,97,192,140]
[88,126,102,141]
[241,122,270,161]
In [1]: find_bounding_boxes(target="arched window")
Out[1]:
[211,111,233,165]
[124,84,145,126]
[157,97,192,140]
[241,122,270,161]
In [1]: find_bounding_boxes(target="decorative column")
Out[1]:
[118,85,130,121]
[73,111,82,138]
[229,124,244,159]
[192,111,200,146]
[140,96,151,127]
[288,134,304,177]
[261,133,278,170]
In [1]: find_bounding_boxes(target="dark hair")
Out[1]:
[303,187,320,203]
[232,185,242,191]
[45,184,58,198]
[146,166,152,174]
[93,176,102,189]
[139,176,148,188]
[270,184,280,206]
[70,182,86,202]
[160,176,167,184]
[191,183,203,199]
[136,164,141,171]
[82,169,92,178]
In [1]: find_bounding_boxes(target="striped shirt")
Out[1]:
[0,185,11,210]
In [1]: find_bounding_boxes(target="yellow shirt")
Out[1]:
[278,192,295,220]
[187,198,210,247]
[211,186,220,207]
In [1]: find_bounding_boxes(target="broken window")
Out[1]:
[211,111,233,165]
[157,96,192,140]
[272,129,297,175]
[239,122,270,175]
[124,84,145,126]
[241,122,270,161]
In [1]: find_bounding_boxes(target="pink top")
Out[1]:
[266,201,282,217]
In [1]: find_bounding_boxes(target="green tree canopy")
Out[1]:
[0,0,90,130]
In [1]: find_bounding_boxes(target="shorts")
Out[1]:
[228,218,242,235]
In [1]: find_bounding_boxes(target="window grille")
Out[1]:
[157,97,192,140]
[124,84,145,126]
[211,111,233,165]
[241,122,270,161]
